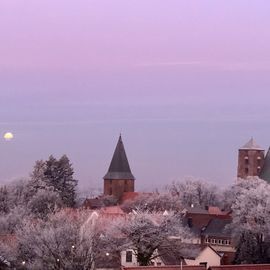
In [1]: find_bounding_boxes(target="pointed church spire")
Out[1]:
[103,135,135,180]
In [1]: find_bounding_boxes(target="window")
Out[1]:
[257,166,261,174]
[126,251,132,263]
[245,168,249,174]
[245,157,249,165]
[205,238,210,243]
[257,157,261,166]
[200,262,207,267]
[124,180,128,192]
[218,239,222,245]
[211,239,216,244]
[222,240,226,245]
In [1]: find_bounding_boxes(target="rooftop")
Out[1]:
[202,218,232,237]
[104,135,135,180]
[240,138,263,150]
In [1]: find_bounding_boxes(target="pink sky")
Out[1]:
[0,1,270,190]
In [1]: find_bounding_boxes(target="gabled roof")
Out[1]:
[183,207,209,215]
[240,138,263,150]
[201,218,232,238]
[83,198,103,209]
[104,135,135,180]
[208,206,230,216]
[99,206,125,215]
[260,147,270,183]
[159,242,201,264]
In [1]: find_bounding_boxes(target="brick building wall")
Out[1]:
[104,179,134,199]
[237,149,265,178]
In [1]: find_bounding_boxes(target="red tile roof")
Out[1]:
[208,207,228,216]
[121,192,153,203]
[209,265,270,270]
[100,206,125,215]
[123,266,206,270]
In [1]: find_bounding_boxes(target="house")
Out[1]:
[83,197,103,209]
[121,241,221,269]
[201,219,235,265]
[159,244,221,268]
[121,249,164,267]
[181,206,235,264]
[184,245,221,268]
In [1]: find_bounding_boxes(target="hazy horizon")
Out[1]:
[1,1,270,191]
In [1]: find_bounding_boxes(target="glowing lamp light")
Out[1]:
[3,132,14,141]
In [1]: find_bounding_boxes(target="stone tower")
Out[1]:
[103,135,135,199]
[260,147,270,183]
[237,138,265,179]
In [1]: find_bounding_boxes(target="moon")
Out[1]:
[3,132,14,141]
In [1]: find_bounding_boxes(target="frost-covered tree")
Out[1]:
[27,187,63,219]
[106,211,191,266]
[234,230,262,264]
[7,178,30,208]
[0,205,29,234]
[167,177,220,207]
[0,186,9,214]
[121,193,182,213]
[30,155,78,208]
[14,209,103,270]
[230,177,270,263]
[231,177,270,236]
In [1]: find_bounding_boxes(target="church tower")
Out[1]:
[103,135,135,199]
[260,147,270,183]
[237,138,265,179]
